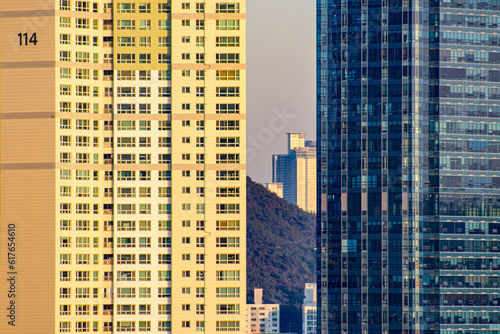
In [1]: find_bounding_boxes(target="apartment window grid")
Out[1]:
[53,3,245,333]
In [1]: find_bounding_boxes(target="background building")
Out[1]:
[272,133,316,213]
[265,182,284,198]
[318,0,500,333]
[0,1,246,333]
[302,283,317,334]
[246,288,280,333]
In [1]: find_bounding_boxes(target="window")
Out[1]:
[196,254,204,264]
[158,154,171,164]
[139,87,150,97]
[158,87,171,97]
[60,254,71,265]
[75,287,89,298]
[158,321,171,332]
[138,20,151,30]
[60,34,70,44]
[158,36,171,47]
[117,237,135,247]
[117,87,135,97]
[196,220,205,231]
[216,53,240,63]
[158,120,171,131]
[76,18,89,29]
[117,254,135,265]
[117,120,135,130]
[60,84,71,95]
[216,237,240,247]
[158,171,171,181]
[138,321,150,332]
[117,20,134,30]
[158,220,171,231]
[139,237,151,247]
[158,237,171,247]
[196,20,204,30]
[216,204,240,214]
[117,288,136,298]
[158,104,171,114]
[60,169,71,180]
[139,271,151,281]
[196,70,204,80]
[60,237,71,247]
[216,287,240,298]
[117,53,135,63]
[217,220,240,231]
[196,237,205,247]
[217,254,240,264]
[139,220,151,231]
[117,321,135,331]
[118,220,135,231]
[60,304,70,315]
[217,304,240,314]
[196,203,205,214]
[181,19,190,26]
[76,35,89,45]
[215,103,240,114]
[216,19,239,30]
[158,254,171,264]
[76,305,89,315]
[196,271,204,281]
[158,20,170,30]
[216,37,240,47]
[158,287,171,298]
[216,321,240,332]
[139,287,151,298]
[182,2,190,9]
[216,154,240,164]
[117,36,135,46]
[60,203,71,213]
[59,0,70,10]
[216,120,240,131]
[158,137,171,148]
[217,137,240,148]
[158,271,171,282]
[117,305,135,315]
[60,17,70,28]
[216,70,239,80]
[216,3,240,13]
[216,86,240,97]
[60,220,71,230]
[196,36,204,47]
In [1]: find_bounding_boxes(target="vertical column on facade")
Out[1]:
[361,0,369,332]
[317,0,330,332]
[401,0,410,332]
[340,0,349,332]
[410,5,421,333]
[381,0,389,333]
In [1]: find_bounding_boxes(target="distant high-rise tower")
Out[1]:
[318,0,500,333]
[0,1,246,333]
[272,133,316,213]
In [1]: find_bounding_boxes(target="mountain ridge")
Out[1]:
[246,176,316,333]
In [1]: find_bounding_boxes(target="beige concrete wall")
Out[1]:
[0,1,56,333]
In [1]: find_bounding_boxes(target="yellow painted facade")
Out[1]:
[1,0,245,333]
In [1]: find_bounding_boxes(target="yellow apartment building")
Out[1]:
[0,0,246,333]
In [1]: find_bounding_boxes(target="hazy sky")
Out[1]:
[247,1,316,183]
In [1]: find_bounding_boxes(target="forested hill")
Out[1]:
[247,177,316,334]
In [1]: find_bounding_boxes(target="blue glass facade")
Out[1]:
[317,0,500,333]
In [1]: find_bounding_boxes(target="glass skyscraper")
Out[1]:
[317,0,500,333]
